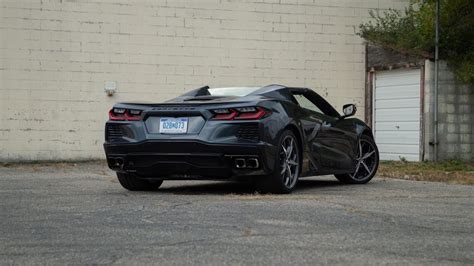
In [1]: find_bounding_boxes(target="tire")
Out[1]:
[335,134,379,184]
[116,172,163,191]
[256,130,301,194]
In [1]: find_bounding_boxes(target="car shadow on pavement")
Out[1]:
[157,178,344,195]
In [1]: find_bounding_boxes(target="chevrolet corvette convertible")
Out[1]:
[104,85,379,193]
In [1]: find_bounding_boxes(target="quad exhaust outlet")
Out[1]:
[234,157,259,169]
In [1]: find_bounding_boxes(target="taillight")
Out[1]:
[212,109,238,120]
[211,107,269,120]
[109,108,142,121]
[125,109,142,121]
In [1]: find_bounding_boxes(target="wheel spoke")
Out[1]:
[361,160,371,174]
[362,150,375,160]
[282,145,288,156]
[290,152,297,162]
[286,139,294,159]
[351,161,361,179]
[288,160,298,166]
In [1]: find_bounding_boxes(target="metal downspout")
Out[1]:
[433,0,440,161]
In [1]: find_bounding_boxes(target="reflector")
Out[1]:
[213,108,231,114]
[129,109,141,115]
[113,108,126,114]
[235,107,256,113]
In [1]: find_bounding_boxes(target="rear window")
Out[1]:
[207,87,260,96]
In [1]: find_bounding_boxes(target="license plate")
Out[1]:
[159,118,188,134]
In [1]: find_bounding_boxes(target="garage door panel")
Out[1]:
[376,70,420,87]
[375,84,420,100]
[377,144,421,162]
[375,121,420,131]
[375,98,419,109]
[375,108,420,122]
[374,69,421,161]
[378,143,419,153]
[375,131,420,145]
[376,76,419,87]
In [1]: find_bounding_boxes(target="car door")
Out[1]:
[293,91,357,174]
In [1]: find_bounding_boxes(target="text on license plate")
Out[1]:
[159,118,188,134]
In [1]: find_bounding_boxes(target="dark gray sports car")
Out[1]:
[104,84,379,193]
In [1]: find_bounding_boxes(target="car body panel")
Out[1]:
[104,85,375,180]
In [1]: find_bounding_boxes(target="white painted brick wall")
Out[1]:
[0,0,408,161]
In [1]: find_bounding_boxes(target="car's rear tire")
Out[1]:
[256,130,300,194]
[335,135,379,184]
[116,173,163,191]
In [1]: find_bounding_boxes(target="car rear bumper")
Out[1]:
[104,140,277,179]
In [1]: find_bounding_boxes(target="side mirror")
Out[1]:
[341,104,356,119]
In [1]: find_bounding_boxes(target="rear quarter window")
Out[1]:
[293,94,323,114]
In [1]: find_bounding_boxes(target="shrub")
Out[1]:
[359,0,474,84]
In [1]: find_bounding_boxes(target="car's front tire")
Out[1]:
[116,173,163,191]
[256,130,300,194]
[335,135,379,184]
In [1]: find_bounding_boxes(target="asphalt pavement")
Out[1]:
[0,162,473,265]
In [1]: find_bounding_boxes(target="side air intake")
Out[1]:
[105,124,124,142]
[236,124,260,141]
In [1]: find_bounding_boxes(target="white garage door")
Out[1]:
[374,69,421,161]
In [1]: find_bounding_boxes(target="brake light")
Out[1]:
[109,108,142,121]
[211,107,269,120]
[125,109,142,121]
[213,109,238,120]
[234,108,266,120]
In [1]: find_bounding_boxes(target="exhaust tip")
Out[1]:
[235,158,246,168]
[114,157,125,170]
[108,158,117,166]
[116,158,124,165]
[246,158,259,169]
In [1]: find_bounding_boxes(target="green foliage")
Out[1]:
[359,0,474,84]
[381,160,474,172]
